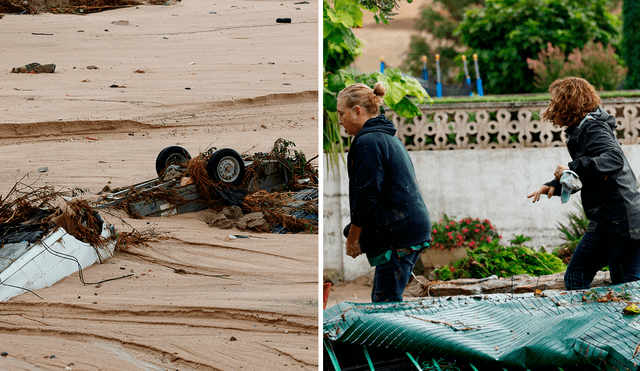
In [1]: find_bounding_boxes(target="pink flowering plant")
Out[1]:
[430,215,501,250]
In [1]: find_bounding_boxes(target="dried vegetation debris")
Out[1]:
[0,175,148,251]
[0,0,145,15]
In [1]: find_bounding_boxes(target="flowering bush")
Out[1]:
[430,215,501,250]
[526,41,627,92]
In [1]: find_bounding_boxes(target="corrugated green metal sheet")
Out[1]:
[324,282,640,370]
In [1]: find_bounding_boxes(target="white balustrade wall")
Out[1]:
[324,98,640,281]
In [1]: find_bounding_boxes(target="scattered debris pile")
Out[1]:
[1,176,146,252]
[98,139,318,233]
[0,177,123,301]
[0,0,36,14]
[0,178,105,247]
[0,0,145,15]
[11,62,56,74]
[202,206,269,232]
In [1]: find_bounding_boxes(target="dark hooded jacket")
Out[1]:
[347,114,431,256]
[545,107,640,238]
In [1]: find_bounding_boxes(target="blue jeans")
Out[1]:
[564,231,640,290]
[372,249,422,302]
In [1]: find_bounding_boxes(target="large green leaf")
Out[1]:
[326,73,347,92]
[391,97,422,118]
[323,88,338,112]
[333,0,363,28]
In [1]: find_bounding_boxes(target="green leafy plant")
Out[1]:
[433,240,566,281]
[430,215,500,250]
[510,234,532,246]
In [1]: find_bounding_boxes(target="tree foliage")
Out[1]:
[623,0,640,89]
[402,0,482,83]
[414,0,482,41]
[457,0,621,95]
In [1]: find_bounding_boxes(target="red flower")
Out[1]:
[486,238,491,243]
[449,266,456,272]
[433,229,438,234]
[450,221,455,225]
[474,229,480,233]
[462,228,469,233]
[445,225,450,229]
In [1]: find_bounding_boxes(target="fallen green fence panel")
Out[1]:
[324,281,640,370]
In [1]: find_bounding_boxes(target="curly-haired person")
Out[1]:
[338,82,431,302]
[528,77,640,290]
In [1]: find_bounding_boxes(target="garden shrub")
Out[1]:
[430,215,500,250]
[527,41,627,92]
[433,241,567,281]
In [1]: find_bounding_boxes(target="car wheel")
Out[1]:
[206,148,245,186]
[155,146,191,176]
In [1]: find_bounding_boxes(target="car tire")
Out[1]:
[155,146,191,176]
[206,148,245,186]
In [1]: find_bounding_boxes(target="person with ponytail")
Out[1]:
[338,82,432,302]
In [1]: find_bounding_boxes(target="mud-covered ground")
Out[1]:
[0,0,319,368]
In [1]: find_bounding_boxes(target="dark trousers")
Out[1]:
[372,249,422,302]
[564,231,640,290]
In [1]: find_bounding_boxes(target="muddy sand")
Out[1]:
[0,0,319,369]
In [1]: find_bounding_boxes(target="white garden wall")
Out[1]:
[323,145,640,282]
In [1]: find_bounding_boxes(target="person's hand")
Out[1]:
[346,240,362,258]
[554,164,570,180]
[346,224,363,258]
[527,185,555,203]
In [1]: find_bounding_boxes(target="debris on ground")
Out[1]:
[96,138,318,234]
[1,175,150,251]
[408,270,611,297]
[0,0,36,14]
[0,0,146,15]
[0,175,149,301]
[11,62,56,74]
